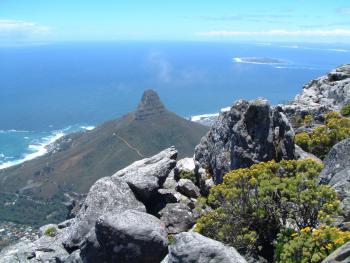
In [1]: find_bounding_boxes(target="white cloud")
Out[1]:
[196,29,350,37]
[0,19,50,41]
[147,51,172,83]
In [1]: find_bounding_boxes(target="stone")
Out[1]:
[58,219,74,229]
[295,145,322,163]
[176,179,200,198]
[322,241,350,263]
[0,227,70,263]
[195,98,295,184]
[176,158,195,174]
[319,139,350,217]
[113,147,177,202]
[163,170,178,190]
[159,203,195,234]
[95,209,168,263]
[282,64,350,125]
[64,192,87,219]
[63,176,146,250]
[166,232,247,263]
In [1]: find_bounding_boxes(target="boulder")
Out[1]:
[113,147,177,202]
[195,98,295,184]
[159,203,195,234]
[319,139,350,217]
[322,241,350,263]
[176,158,195,174]
[282,64,350,125]
[95,210,168,263]
[176,179,200,198]
[295,145,322,163]
[63,176,146,250]
[165,232,247,263]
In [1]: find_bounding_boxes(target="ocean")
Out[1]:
[1,41,350,169]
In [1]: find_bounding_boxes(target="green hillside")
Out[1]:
[0,90,208,226]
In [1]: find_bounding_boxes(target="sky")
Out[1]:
[1,0,350,44]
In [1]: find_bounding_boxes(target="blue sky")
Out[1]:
[1,0,350,43]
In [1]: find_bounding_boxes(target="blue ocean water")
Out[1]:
[1,41,350,168]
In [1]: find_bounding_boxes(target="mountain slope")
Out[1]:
[0,90,208,225]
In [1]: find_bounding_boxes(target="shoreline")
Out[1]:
[0,125,95,171]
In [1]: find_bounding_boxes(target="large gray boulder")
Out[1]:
[322,241,350,263]
[164,232,247,263]
[159,203,195,234]
[113,147,177,202]
[282,64,350,124]
[95,210,168,263]
[195,98,295,183]
[319,139,350,217]
[176,179,200,199]
[63,176,146,250]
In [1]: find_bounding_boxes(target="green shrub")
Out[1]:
[304,114,313,127]
[168,234,174,244]
[341,103,350,117]
[178,170,197,184]
[44,226,57,237]
[275,225,350,263]
[195,159,339,259]
[295,112,350,159]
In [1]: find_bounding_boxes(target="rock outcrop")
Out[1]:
[163,232,247,263]
[0,147,214,263]
[113,147,177,203]
[159,203,195,234]
[322,241,350,263]
[282,64,350,123]
[63,177,146,250]
[95,210,168,263]
[135,89,166,120]
[0,224,70,263]
[319,139,350,218]
[195,98,295,184]
[176,179,200,199]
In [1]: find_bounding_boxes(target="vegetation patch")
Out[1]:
[275,225,350,263]
[195,159,340,261]
[44,226,57,237]
[341,103,350,117]
[178,170,197,184]
[295,112,350,159]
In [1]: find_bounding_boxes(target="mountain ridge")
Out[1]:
[0,89,208,226]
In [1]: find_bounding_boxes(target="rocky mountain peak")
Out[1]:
[135,89,166,120]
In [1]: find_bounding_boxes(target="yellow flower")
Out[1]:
[301,227,312,233]
[326,243,333,250]
[291,233,298,237]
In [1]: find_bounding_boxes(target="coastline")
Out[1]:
[0,125,95,171]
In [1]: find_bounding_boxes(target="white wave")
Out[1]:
[0,153,4,158]
[0,129,29,134]
[0,131,65,170]
[233,57,243,63]
[279,44,350,53]
[190,113,219,122]
[327,48,349,52]
[281,45,300,49]
[81,126,95,131]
